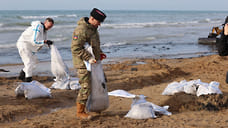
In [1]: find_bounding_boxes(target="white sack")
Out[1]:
[50,45,80,90]
[51,45,69,82]
[162,79,222,97]
[15,80,51,99]
[86,61,109,112]
[84,44,109,112]
[108,89,136,98]
[162,80,185,95]
[125,94,171,119]
[183,79,201,95]
[197,81,222,96]
[125,102,156,119]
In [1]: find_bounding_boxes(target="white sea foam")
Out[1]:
[21,14,77,19]
[102,22,167,29]
[101,41,128,48]
[52,37,69,42]
[0,26,25,32]
[102,18,222,29]
[145,37,156,41]
[64,14,77,18]
[0,44,16,48]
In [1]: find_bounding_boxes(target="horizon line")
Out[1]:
[0,9,228,12]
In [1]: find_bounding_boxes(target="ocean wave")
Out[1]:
[0,44,16,48]
[20,14,77,19]
[101,19,222,29]
[0,26,25,33]
[52,37,70,42]
[102,22,167,29]
[101,41,128,48]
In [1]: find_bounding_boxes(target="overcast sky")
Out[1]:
[1,0,228,11]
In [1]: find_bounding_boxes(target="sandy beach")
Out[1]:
[1,55,228,128]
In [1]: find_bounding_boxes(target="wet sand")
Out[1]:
[1,55,228,128]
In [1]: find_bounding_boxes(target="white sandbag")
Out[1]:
[197,81,222,96]
[86,61,109,112]
[132,95,171,116]
[50,45,80,90]
[51,78,70,89]
[69,77,81,90]
[15,80,51,99]
[183,80,200,95]
[163,79,222,96]
[125,102,156,119]
[50,77,80,90]
[162,80,185,95]
[150,103,172,116]
[125,94,171,119]
[108,89,136,98]
[84,43,109,112]
[50,45,69,82]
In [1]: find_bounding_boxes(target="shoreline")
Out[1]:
[0,53,217,77]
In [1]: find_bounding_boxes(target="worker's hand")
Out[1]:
[45,40,54,45]
[224,24,228,35]
[89,58,96,64]
[100,53,106,60]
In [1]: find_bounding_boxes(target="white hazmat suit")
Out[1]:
[17,21,47,78]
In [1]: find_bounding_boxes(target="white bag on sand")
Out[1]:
[183,80,201,95]
[50,77,81,90]
[163,79,222,96]
[197,81,222,96]
[125,102,156,119]
[50,45,80,90]
[83,43,109,112]
[15,80,51,99]
[108,89,136,98]
[162,80,185,95]
[125,95,172,119]
[51,45,69,82]
[108,90,171,119]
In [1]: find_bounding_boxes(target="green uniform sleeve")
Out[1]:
[71,30,92,61]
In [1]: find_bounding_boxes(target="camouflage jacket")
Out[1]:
[71,17,103,68]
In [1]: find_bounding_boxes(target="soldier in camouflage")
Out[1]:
[71,8,107,120]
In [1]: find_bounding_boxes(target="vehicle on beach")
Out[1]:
[198,25,223,45]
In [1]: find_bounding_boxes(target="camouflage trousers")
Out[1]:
[76,67,91,105]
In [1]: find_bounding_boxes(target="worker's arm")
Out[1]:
[31,23,45,46]
[71,30,92,61]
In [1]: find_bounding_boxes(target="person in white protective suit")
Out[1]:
[17,18,54,82]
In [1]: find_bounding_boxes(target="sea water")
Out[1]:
[0,10,227,65]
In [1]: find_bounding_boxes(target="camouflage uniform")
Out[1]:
[71,17,103,105]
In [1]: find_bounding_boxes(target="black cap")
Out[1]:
[90,8,106,22]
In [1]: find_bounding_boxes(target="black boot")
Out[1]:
[18,70,25,81]
[25,77,32,82]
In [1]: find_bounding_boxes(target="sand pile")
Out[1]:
[163,93,228,112]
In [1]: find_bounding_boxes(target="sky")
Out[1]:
[1,0,228,11]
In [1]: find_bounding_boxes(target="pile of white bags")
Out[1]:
[83,43,109,112]
[108,90,172,119]
[162,79,222,96]
[15,80,51,99]
[50,45,80,90]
